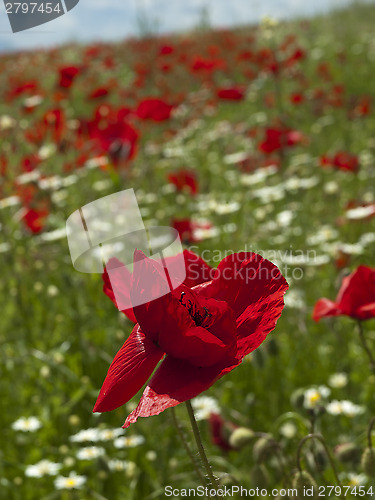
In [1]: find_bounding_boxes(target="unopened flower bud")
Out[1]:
[253,435,274,463]
[334,442,360,463]
[292,471,318,498]
[361,447,375,477]
[251,464,269,489]
[229,427,254,449]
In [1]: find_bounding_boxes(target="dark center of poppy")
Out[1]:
[179,291,212,327]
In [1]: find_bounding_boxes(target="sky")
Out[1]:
[0,0,360,52]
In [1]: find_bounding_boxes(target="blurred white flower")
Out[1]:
[108,459,135,472]
[38,144,56,160]
[76,446,105,460]
[303,386,330,409]
[279,422,297,439]
[346,205,375,220]
[284,289,305,309]
[328,373,348,389]
[114,435,145,449]
[69,428,101,443]
[12,417,42,432]
[25,460,61,478]
[0,115,16,130]
[54,472,86,490]
[326,400,364,417]
[99,428,124,441]
[192,396,220,420]
[324,181,339,194]
[340,472,368,487]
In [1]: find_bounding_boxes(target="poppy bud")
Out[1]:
[334,442,360,463]
[250,464,269,489]
[253,435,274,463]
[228,427,254,449]
[361,448,375,477]
[292,471,318,498]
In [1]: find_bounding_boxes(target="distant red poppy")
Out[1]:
[320,152,359,173]
[88,118,139,165]
[94,251,288,427]
[209,413,236,452]
[168,169,198,195]
[136,98,174,122]
[89,87,110,99]
[217,87,245,101]
[313,266,375,321]
[22,206,49,234]
[259,128,304,154]
[58,66,80,89]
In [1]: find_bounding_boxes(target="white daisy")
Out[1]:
[303,386,330,409]
[113,435,145,449]
[54,472,86,490]
[12,417,42,432]
[25,460,61,478]
[279,422,297,439]
[192,396,220,420]
[76,447,105,460]
[99,428,124,441]
[107,459,135,472]
[69,428,101,443]
[328,373,348,389]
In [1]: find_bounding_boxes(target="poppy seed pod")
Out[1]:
[361,447,375,477]
[228,427,254,449]
[334,442,360,464]
[253,435,275,463]
[292,471,318,499]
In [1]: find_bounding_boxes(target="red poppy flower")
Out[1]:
[88,119,139,165]
[89,87,110,99]
[58,66,80,89]
[94,251,288,427]
[259,128,304,154]
[136,98,174,122]
[320,152,359,173]
[209,413,236,452]
[22,206,49,234]
[217,87,245,101]
[102,249,214,324]
[167,169,198,195]
[313,266,375,322]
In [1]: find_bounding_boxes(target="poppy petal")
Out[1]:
[312,298,342,322]
[102,258,136,323]
[93,325,163,413]
[123,355,239,427]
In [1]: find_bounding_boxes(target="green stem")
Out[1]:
[297,433,342,489]
[357,321,375,372]
[185,400,220,490]
[171,407,206,486]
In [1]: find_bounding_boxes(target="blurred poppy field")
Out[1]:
[1,3,375,499]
